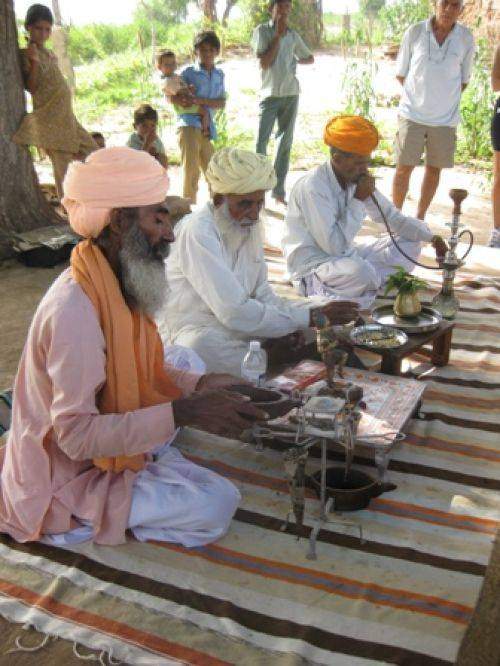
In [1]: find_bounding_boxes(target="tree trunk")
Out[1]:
[222,0,238,26]
[200,0,217,23]
[342,13,351,35]
[51,0,63,24]
[0,0,54,258]
[296,0,322,49]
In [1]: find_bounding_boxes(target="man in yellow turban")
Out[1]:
[158,147,359,375]
[0,147,267,549]
[283,115,447,306]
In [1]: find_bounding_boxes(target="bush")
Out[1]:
[68,21,204,65]
[378,0,431,43]
[74,50,157,122]
[69,24,138,64]
[342,60,377,120]
[457,38,495,164]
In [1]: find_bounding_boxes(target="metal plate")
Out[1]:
[371,305,442,334]
[350,324,408,349]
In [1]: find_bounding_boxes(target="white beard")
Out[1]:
[119,225,169,317]
[213,200,263,254]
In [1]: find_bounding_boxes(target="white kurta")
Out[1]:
[282,161,433,307]
[159,203,312,376]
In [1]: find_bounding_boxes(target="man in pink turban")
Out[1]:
[0,147,265,547]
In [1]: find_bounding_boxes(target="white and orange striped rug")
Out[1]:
[0,245,498,665]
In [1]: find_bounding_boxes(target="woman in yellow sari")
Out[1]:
[14,4,96,198]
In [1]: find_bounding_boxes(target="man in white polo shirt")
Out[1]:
[392,0,475,220]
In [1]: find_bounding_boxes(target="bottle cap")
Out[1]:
[249,340,261,351]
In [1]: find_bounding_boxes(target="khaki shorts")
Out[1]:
[394,117,457,169]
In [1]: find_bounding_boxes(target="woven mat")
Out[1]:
[0,248,499,665]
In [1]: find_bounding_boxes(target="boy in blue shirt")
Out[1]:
[170,31,226,203]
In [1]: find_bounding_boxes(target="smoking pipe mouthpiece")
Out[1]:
[449,189,468,215]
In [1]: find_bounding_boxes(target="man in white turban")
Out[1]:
[0,147,266,548]
[159,148,359,376]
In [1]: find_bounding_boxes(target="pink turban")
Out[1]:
[62,147,169,238]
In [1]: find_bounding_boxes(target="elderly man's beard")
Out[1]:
[119,224,170,317]
[213,200,262,253]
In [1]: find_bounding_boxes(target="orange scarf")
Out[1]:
[70,239,182,473]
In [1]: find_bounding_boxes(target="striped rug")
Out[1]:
[0,248,499,665]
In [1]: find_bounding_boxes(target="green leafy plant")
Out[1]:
[384,266,428,295]
[378,0,431,43]
[342,60,377,120]
[457,37,495,165]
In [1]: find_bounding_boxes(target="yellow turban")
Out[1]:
[324,115,379,156]
[62,147,169,238]
[206,148,277,195]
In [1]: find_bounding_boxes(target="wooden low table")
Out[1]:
[353,319,455,376]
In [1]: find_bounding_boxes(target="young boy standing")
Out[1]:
[126,104,168,169]
[170,31,226,203]
[252,0,314,205]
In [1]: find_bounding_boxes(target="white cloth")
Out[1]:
[44,446,240,548]
[42,345,240,548]
[283,161,433,305]
[163,344,207,375]
[301,235,422,309]
[159,203,312,376]
[129,446,240,546]
[396,19,475,127]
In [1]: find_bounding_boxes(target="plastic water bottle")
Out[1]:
[241,340,267,387]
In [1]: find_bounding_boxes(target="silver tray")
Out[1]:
[371,305,442,334]
[350,324,408,349]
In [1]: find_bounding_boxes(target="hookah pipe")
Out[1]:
[369,188,474,318]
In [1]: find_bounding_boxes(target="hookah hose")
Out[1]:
[369,193,474,271]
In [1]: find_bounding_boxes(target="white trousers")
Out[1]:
[129,444,240,546]
[299,235,422,309]
[44,446,241,548]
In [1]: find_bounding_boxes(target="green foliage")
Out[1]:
[67,17,252,67]
[218,18,254,50]
[384,267,428,295]
[378,0,431,43]
[212,108,229,150]
[74,51,157,122]
[68,21,199,65]
[457,38,495,163]
[359,0,385,18]
[134,0,189,25]
[68,23,138,64]
[212,108,254,151]
[341,60,377,120]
